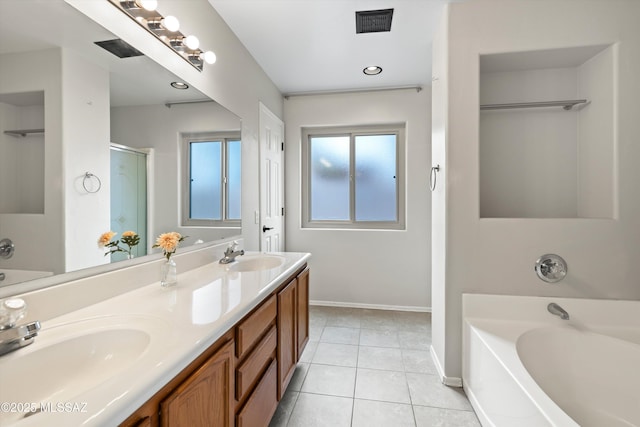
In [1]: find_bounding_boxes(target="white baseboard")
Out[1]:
[310,300,431,313]
[430,345,462,387]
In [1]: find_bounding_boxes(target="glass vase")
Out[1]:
[160,258,177,287]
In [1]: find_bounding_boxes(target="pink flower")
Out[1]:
[98,231,116,248]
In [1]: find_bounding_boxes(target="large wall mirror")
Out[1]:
[0,0,241,295]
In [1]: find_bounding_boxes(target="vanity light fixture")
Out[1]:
[121,0,158,11]
[363,66,382,75]
[109,0,216,71]
[171,81,189,90]
[147,15,180,32]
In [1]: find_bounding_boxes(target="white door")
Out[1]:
[259,103,285,252]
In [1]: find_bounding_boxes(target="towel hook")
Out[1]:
[430,165,440,192]
[82,172,102,193]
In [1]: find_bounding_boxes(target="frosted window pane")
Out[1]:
[227,140,241,220]
[190,141,221,220]
[310,136,350,220]
[355,134,397,221]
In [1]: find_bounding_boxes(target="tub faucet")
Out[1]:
[0,298,41,356]
[219,241,244,264]
[547,302,570,320]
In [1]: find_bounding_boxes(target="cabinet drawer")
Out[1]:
[236,325,277,401]
[236,359,278,427]
[236,295,276,358]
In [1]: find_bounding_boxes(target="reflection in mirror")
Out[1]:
[0,0,241,292]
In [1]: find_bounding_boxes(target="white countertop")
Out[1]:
[0,251,310,427]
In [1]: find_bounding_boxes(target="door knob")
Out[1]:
[262,226,274,232]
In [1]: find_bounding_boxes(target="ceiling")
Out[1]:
[208,0,450,95]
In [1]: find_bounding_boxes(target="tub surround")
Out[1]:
[462,293,640,427]
[0,241,310,426]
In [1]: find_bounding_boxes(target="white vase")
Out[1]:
[160,258,177,287]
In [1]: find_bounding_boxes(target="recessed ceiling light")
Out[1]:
[171,81,189,90]
[363,66,382,75]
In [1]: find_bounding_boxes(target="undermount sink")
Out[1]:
[0,321,153,423]
[229,255,285,272]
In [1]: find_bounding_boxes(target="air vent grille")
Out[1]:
[94,39,144,58]
[355,9,394,34]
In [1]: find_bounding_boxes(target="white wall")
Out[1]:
[285,89,432,310]
[577,46,615,218]
[62,49,111,272]
[110,102,241,245]
[432,0,640,380]
[66,0,284,252]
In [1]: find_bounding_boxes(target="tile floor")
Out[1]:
[269,306,481,427]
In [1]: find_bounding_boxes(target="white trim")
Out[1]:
[430,345,463,387]
[310,299,430,313]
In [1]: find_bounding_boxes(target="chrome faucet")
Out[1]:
[219,241,245,264]
[547,302,570,320]
[0,298,41,356]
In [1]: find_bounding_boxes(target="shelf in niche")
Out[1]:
[3,129,45,138]
[480,99,589,111]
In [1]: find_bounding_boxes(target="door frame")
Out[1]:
[109,143,154,254]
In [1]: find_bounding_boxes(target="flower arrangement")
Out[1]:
[98,230,140,259]
[152,232,187,260]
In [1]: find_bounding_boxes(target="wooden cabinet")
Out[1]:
[120,335,235,427]
[121,264,309,427]
[277,267,310,399]
[160,341,234,427]
[296,268,310,359]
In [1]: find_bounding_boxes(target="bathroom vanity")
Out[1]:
[0,244,310,427]
[120,265,309,427]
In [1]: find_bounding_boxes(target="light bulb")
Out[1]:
[137,0,157,11]
[184,35,200,50]
[162,15,180,32]
[202,51,217,64]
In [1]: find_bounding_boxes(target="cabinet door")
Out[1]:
[160,341,234,427]
[296,268,310,360]
[277,278,297,399]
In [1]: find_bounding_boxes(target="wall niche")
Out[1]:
[479,45,614,219]
[0,91,45,214]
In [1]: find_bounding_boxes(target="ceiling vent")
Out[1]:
[94,39,144,58]
[355,9,394,34]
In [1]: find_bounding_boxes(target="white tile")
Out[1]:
[269,389,298,427]
[352,399,416,427]
[360,310,398,331]
[325,312,362,328]
[402,349,437,374]
[299,341,318,363]
[309,325,324,342]
[300,364,356,397]
[312,342,359,367]
[287,393,353,427]
[413,405,481,427]
[358,346,404,371]
[406,373,472,410]
[398,330,431,350]
[355,368,411,404]
[288,363,310,391]
[320,326,360,345]
[359,329,400,348]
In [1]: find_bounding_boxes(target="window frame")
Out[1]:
[181,132,241,228]
[301,124,406,230]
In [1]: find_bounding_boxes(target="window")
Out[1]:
[302,124,405,229]
[182,132,241,227]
